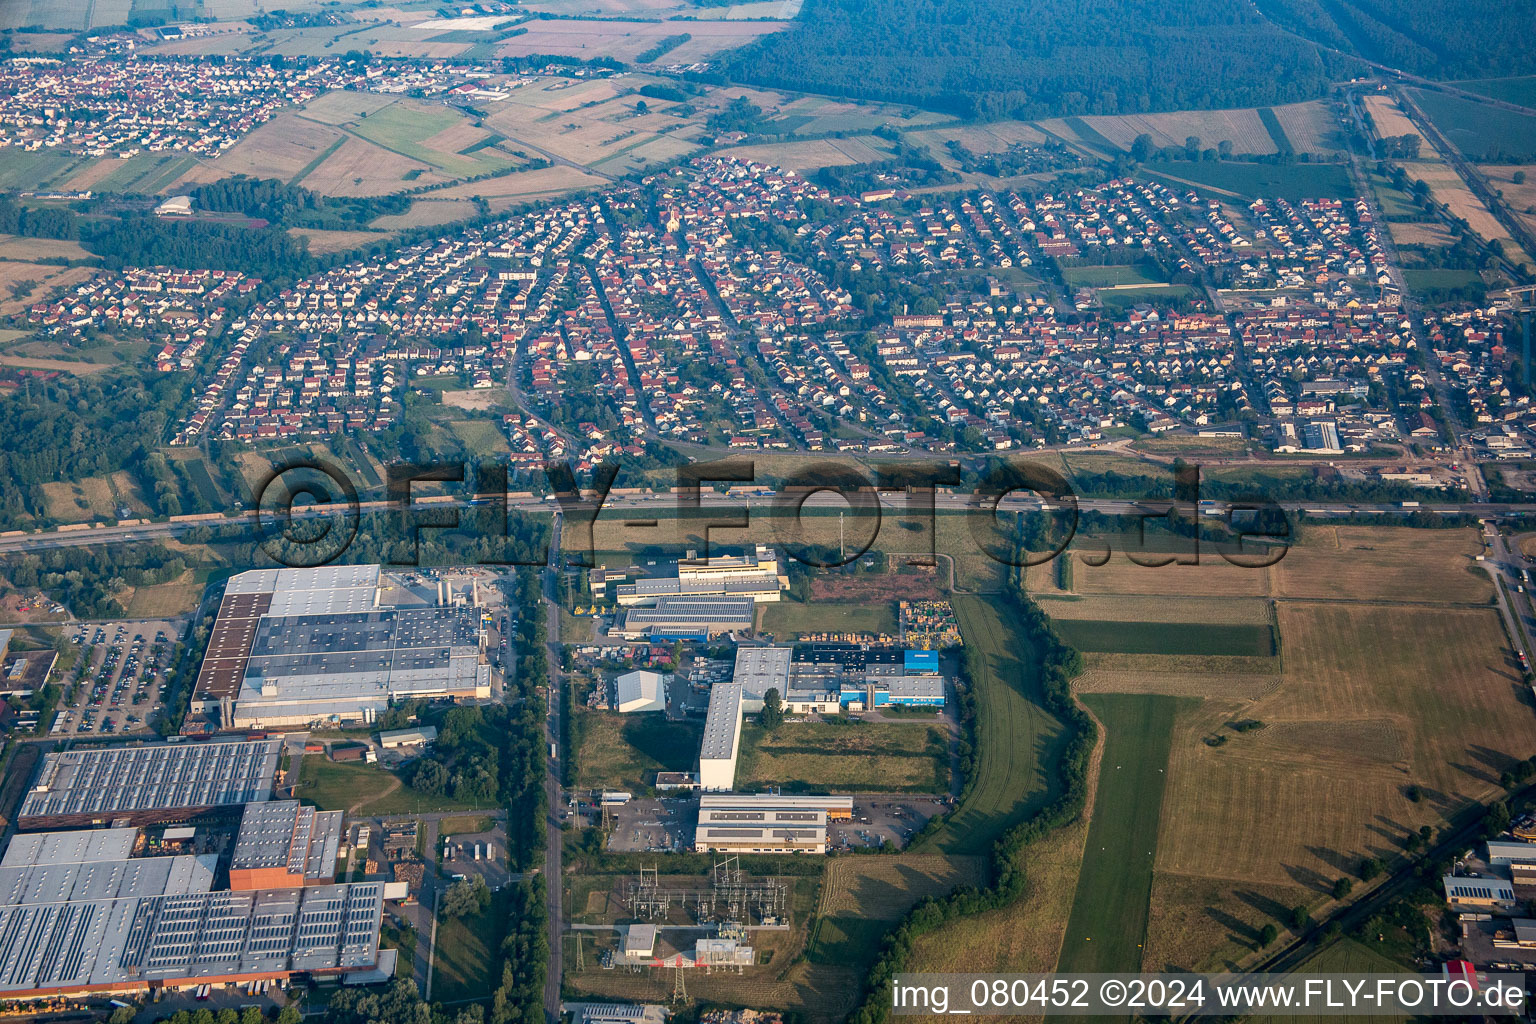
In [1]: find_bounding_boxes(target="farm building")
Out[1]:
[0,824,383,998]
[615,671,668,713]
[17,739,279,830]
[228,799,344,890]
[191,565,491,729]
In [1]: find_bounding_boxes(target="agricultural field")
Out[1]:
[1482,165,1536,238]
[1453,76,1536,108]
[343,99,530,179]
[171,113,350,190]
[1051,619,1274,657]
[1362,94,1422,147]
[494,19,786,64]
[573,710,701,793]
[735,720,949,793]
[0,264,96,318]
[1037,521,1530,974]
[1156,602,1531,887]
[716,136,896,173]
[1141,160,1356,202]
[1400,160,1524,258]
[1056,693,1185,973]
[1071,107,1283,156]
[810,854,987,972]
[1409,89,1536,162]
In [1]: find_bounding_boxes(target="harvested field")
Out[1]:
[369,198,479,229]
[1271,525,1491,603]
[1483,164,1536,238]
[494,19,783,63]
[298,136,442,196]
[1052,619,1274,657]
[717,136,894,172]
[1073,652,1282,700]
[1074,108,1279,156]
[903,121,1049,156]
[170,112,347,189]
[0,354,111,375]
[1154,602,1536,887]
[1066,550,1272,598]
[1039,594,1271,624]
[1142,871,1318,972]
[1269,101,1346,154]
[1400,161,1521,255]
[0,265,96,317]
[1363,95,1421,145]
[1387,221,1455,246]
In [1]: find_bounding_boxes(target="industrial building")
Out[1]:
[694,644,947,791]
[379,726,439,749]
[693,794,829,854]
[615,670,668,714]
[0,825,383,998]
[229,800,344,890]
[192,565,490,729]
[698,682,745,791]
[612,546,787,607]
[614,596,755,641]
[17,739,280,830]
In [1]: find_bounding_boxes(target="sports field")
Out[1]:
[1055,693,1184,973]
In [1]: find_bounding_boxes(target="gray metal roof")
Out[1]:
[18,741,279,822]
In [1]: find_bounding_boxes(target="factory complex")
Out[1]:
[599,547,787,641]
[0,740,388,1000]
[697,643,946,793]
[190,564,491,729]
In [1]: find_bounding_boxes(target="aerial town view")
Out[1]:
[4,0,1536,1020]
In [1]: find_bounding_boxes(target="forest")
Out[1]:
[1256,0,1536,79]
[719,0,1333,120]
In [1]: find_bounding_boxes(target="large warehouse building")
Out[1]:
[612,546,787,607]
[0,826,383,998]
[614,596,755,641]
[192,564,491,729]
[229,799,344,890]
[17,739,280,830]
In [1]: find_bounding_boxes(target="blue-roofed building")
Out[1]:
[903,649,940,674]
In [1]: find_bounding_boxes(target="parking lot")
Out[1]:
[54,618,183,737]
